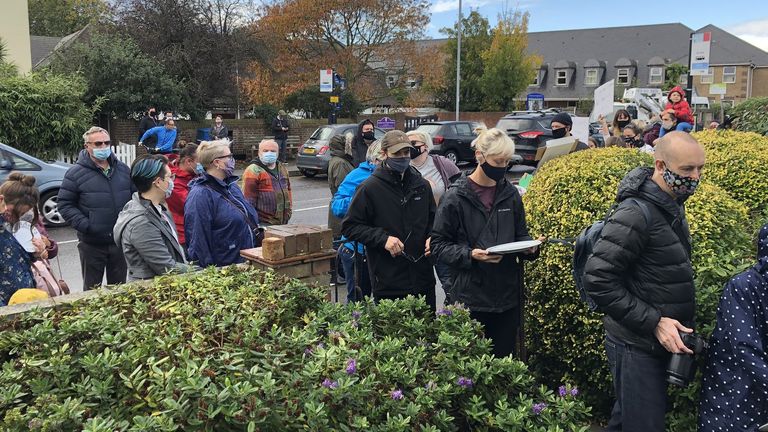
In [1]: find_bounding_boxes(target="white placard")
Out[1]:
[537,137,576,168]
[571,116,590,145]
[593,79,615,119]
[320,69,333,93]
[709,83,727,95]
[690,32,711,76]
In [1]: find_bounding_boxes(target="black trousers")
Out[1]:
[470,307,520,358]
[78,241,127,291]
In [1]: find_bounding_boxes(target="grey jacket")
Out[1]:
[114,193,195,281]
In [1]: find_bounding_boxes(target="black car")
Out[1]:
[495,112,562,164]
[415,121,484,164]
[296,124,385,177]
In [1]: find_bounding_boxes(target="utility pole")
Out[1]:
[455,0,462,121]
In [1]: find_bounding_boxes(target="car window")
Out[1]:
[455,123,473,136]
[496,118,535,132]
[0,150,39,171]
[415,124,443,137]
[373,128,386,139]
[310,127,335,140]
[537,119,553,130]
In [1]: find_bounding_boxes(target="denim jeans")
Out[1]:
[604,335,669,432]
[338,245,370,303]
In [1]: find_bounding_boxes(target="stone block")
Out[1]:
[265,226,297,257]
[262,237,285,261]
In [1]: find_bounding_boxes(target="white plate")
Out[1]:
[486,239,541,254]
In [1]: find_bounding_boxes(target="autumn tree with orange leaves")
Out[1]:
[241,0,431,108]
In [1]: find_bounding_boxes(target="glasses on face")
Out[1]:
[410,140,425,146]
[88,140,111,147]
[215,154,233,161]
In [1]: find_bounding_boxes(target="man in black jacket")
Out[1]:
[583,131,706,432]
[351,119,375,167]
[58,127,136,290]
[138,107,158,147]
[342,130,436,309]
[272,110,290,163]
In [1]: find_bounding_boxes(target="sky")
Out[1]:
[427,0,768,52]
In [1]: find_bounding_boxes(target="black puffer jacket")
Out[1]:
[584,167,694,355]
[431,174,537,312]
[351,119,374,167]
[57,150,135,245]
[341,164,436,297]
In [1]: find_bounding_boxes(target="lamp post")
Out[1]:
[455,0,462,121]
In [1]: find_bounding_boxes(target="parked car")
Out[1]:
[296,124,385,177]
[0,143,71,227]
[415,121,487,164]
[495,112,562,164]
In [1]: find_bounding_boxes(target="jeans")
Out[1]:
[78,241,127,291]
[338,245,370,303]
[276,138,288,162]
[658,122,692,138]
[604,335,669,432]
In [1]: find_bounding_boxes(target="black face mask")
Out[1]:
[617,119,631,129]
[481,162,507,182]
[362,131,375,141]
[552,127,568,139]
[409,146,426,159]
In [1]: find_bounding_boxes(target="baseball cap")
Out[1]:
[380,130,414,154]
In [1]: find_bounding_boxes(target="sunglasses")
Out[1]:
[399,231,426,263]
[88,141,111,147]
[215,154,234,160]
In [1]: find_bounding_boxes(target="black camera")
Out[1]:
[666,332,708,387]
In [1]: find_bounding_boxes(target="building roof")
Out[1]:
[30,35,63,68]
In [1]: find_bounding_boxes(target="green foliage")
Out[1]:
[0,70,99,158]
[48,33,195,118]
[663,64,688,91]
[727,97,768,135]
[439,11,493,111]
[522,148,754,430]
[692,130,768,217]
[283,87,361,120]
[0,268,592,430]
[28,0,108,37]
[245,104,280,127]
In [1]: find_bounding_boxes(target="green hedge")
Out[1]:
[0,268,592,431]
[727,97,768,135]
[522,147,753,429]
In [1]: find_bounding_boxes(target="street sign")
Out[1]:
[709,83,727,95]
[329,96,339,103]
[376,117,396,130]
[320,69,333,93]
[690,32,711,76]
[526,93,545,110]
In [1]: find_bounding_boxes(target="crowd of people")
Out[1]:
[0,105,764,432]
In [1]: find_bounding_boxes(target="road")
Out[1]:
[46,165,527,297]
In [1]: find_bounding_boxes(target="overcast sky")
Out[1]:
[427,0,768,52]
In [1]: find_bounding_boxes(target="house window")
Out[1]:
[556,70,568,86]
[584,69,599,86]
[406,79,418,89]
[721,100,734,108]
[617,68,630,85]
[649,67,664,84]
[723,66,736,83]
[530,72,540,86]
[700,67,714,84]
[387,76,396,88]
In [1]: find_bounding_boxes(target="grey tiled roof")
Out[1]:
[30,36,63,68]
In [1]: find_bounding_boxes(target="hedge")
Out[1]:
[0,268,592,431]
[727,97,768,135]
[522,147,752,430]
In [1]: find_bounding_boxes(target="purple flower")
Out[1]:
[317,342,325,349]
[570,387,579,397]
[304,347,314,355]
[532,402,547,415]
[425,381,437,391]
[322,378,338,389]
[390,389,404,400]
[437,308,453,317]
[457,377,474,388]
[352,310,361,320]
[345,358,357,375]
[559,385,567,397]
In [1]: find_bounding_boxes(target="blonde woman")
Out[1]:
[431,128,541,357]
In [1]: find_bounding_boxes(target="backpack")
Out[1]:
[572,197,652,312]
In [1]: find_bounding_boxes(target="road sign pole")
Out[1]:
[455,0,462,122]
[686,32,694,106]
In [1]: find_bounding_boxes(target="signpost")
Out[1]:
[690,32,712,76]
[376,117,396,130]
[329,96,339,103]
[320,69,333,93]
[526,93,545,110]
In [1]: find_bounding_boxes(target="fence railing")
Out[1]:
[56,142,136,166]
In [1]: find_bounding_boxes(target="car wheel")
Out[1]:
[39,189,67,227]
[300,169,317,178]
[444,150,459,164]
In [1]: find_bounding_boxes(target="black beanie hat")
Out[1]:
[551,112,573,128]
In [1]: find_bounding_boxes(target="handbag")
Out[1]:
[31,259,63,297]
[53,255,70,295]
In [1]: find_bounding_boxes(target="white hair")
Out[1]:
[473,128,515,159]
[82,126,109,144]
[406,130,434,151]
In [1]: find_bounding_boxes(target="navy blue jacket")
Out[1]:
[57,150,135,245]
[184,173,260,267]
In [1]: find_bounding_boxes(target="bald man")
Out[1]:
[242,139,293,225]
[583,132,705,432]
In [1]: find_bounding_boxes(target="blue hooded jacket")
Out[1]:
[331,161,375,253]
[184,173,260,267]
[140,126,177,153]
[699,224,768,432]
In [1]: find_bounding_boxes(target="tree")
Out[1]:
[48,33,194,117]
[243,0,430,106]
[438,11,493,111]
[283,86,361,119]
[664,63,688,91]
[479,9,540,111]
[28,0,109,37]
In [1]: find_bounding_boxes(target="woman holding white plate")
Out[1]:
[431,128,542,357]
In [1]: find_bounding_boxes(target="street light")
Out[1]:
[455,0,462,121]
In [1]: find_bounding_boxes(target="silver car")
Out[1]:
[0,143,71,227]
[296,124,385,177]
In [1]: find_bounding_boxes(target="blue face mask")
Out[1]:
[92,147,111,161]
[260,151,278,165]
[194,162,205,175]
